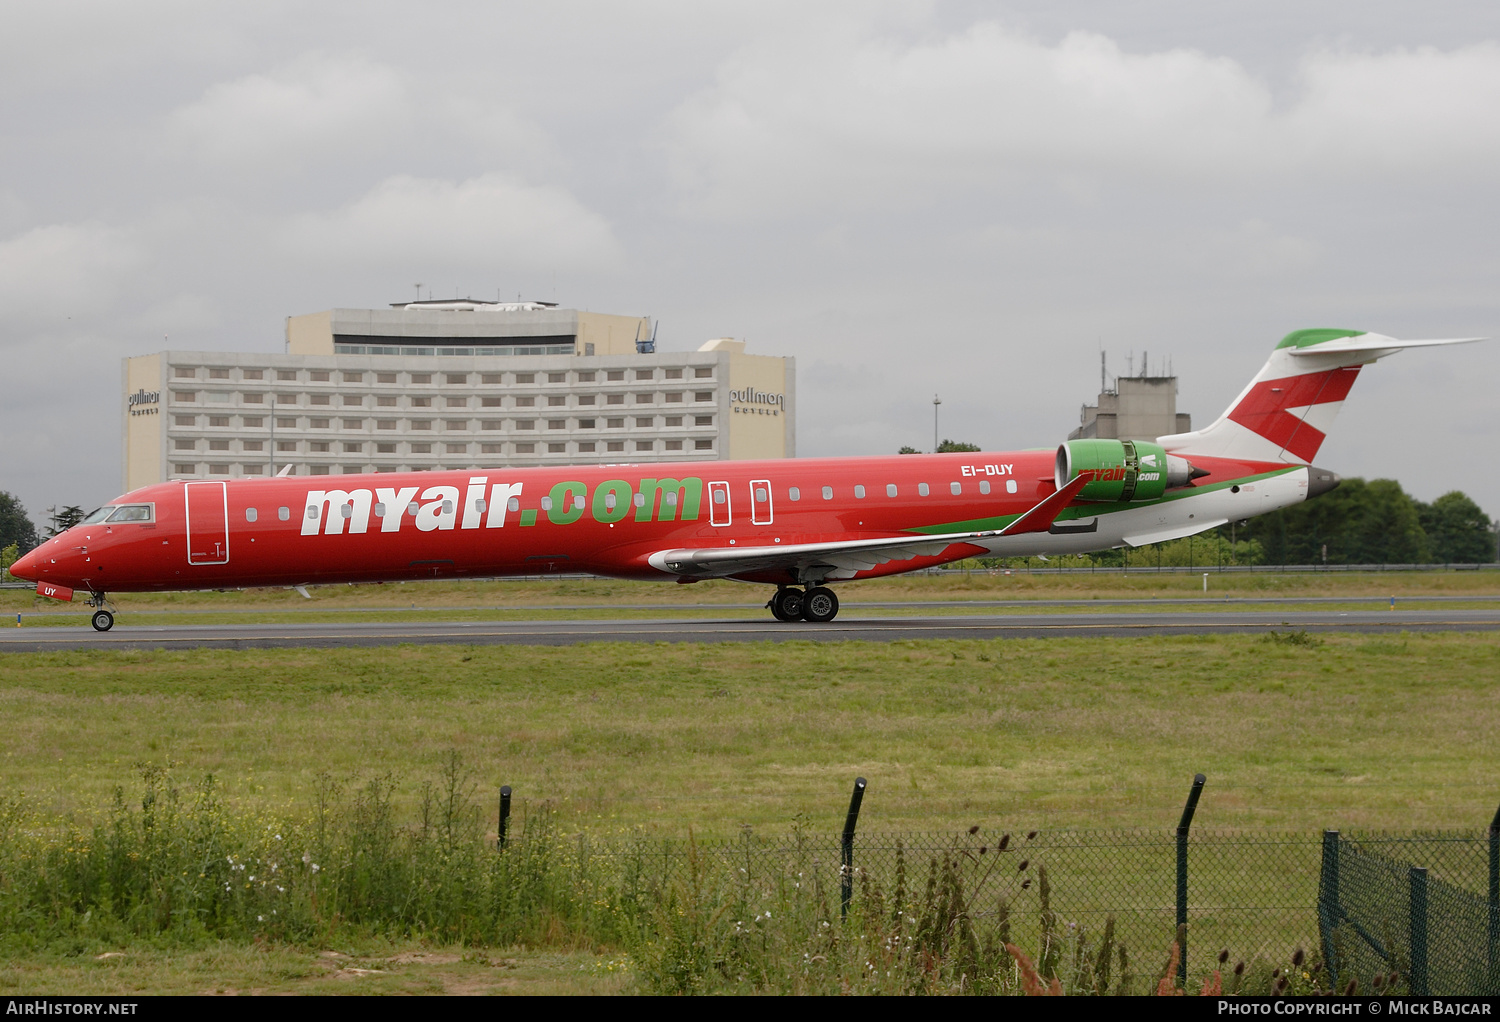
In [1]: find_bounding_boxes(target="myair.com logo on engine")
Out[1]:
[300,476,704,535]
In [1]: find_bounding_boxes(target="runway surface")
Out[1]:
[3,608,1499,651]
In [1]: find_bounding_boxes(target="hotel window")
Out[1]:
[481,397,503,407]
[311,442,330,452]
[311,418,330,429]
[549,442,566,453]
[578,441,596,452]
[412,373,432,384]
[277,441,296,452]
[635,393,653,404]
[276,417,296,428]
[577,372,596,383]
[445,420,468,431]
[665,368,683,380]
[665,439,683,451]
[665,416,682,427]
[606,394,624,405]
[175,415,196,426]
[411,420,431,430]
[174,439,194,451]
[311,394,331,406]
[578,395,595,406]
[342,465,362,474]
[515,373,534,384]
[343,442,362,454]
[243,369,263,381]
[343,372,363,383]
[446,443,466,454]
[482,373,502,384]
[515,442,535,453]
[482,420,502,431]
[636,440,653,452]
[311,466,330,475]
[411,443,431,453]
[446,397,466,408]
[665,392,683,403]
[607,441,624,452]
[378,372,397,384]
[547,395,565,407]
[606,418,624,429]
[377,396,397,407]
[377,419,396,430]
[342,418,364,429]
[174,463,194,473]
[209,462,230,473]
[446,373,467,385]
[636,369,653,381]
[695,367,712,378]
[695,392,712,402]
[209,368,229,379]
[342,395,362,406]
[174,391,197,402]
[277,370,297,381]
[607,370,624,381]
[481,443,503,454]
[548,419,566,430]
[174,367,196,378]
[411,396,432,408]
[548,372,565,383]
[242,417,263,428]
[695,440,713,451]
[243,393,264,404]
[578,418,596,429]
[243,440,264,452]
[695,415,713,426]
[516,396,535,407]
[515,420,535,430]
[377,443,396,453]
[636,417,653,428]
[243,465,263,475]
[209,416,230,427]
[311,371,330,382]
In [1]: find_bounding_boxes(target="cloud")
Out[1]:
[0,223,141,329]
[668,25,1500,218]
[283,172,622,271]
[172,53,410,168]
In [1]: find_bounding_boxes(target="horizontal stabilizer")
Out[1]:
[1285,335,1484,357]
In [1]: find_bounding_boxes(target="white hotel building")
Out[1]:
[121,301,795,493]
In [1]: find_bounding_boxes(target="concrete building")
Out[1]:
[121,300,794,493]
[1068,373,1191,442]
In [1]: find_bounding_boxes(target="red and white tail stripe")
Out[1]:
[1158,331,1482,464]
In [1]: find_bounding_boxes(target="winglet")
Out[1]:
[996,474,1089,536]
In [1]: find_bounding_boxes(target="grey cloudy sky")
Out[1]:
[4,1,1499,526]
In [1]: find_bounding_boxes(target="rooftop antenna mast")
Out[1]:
[414,283,422,302]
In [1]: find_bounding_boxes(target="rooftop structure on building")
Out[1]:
[122,300,793,492]
[1068,352,1191,442]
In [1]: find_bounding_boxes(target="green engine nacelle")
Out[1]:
[1054,439,1184,502]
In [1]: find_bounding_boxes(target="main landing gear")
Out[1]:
[767,586,840,623]
[86,593,114,632]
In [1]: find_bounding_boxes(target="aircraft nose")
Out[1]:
[8,547,39,582]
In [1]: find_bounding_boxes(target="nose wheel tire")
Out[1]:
[769,588,805,622]
[802,586,839,623]
[90,610,115,632]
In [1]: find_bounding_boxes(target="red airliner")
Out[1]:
[10,329,1479,630]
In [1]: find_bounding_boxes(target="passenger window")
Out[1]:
[821,486,833,500]
[854,485,865,499]
[278,506,290,521]
[245,507,258,523]
[665,493,678,507]
[713,490,726,504]
[788,487,800,501]
[305,505,318,519]
[886,484,897,497]
[634,493,646,507]
[340,505,353,519]
[951,482,962,495]
[442,500,453,514]
[1006,480,1018,494]
[373,503,386,517]
[979,480,990,495]
[475,499,486,513]
[408,502,420,515]
[604,493,617,509]
[918,483,930,496]
[573,496,584,510]
[755,487,768,502]
[540,496,553,510]
[507,497,520,512]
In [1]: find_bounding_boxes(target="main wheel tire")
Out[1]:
[90,610,115,632]
[802,586,839,623]
[770,588,804,622]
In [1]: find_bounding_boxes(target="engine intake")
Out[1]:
[1055,439,1200,502]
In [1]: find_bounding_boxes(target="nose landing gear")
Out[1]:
[766,586,840,623]
[85,592,115,632]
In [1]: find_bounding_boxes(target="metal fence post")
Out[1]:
[498,785,512,850]
[1318,830,1341,991]
[1410,865,1429,997]
[840,777,867,920]
[1488,802,1499,992]
[1176,773,1206,987]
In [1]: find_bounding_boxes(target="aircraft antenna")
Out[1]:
[933,394,942,452]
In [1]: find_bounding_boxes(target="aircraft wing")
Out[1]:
[647,474,1088,581]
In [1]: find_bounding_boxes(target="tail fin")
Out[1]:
[1157,329,1483,464]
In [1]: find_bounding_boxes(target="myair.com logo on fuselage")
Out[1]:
[301,476,704,536]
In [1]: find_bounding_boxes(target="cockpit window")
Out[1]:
[80,506,115,524]
[105,505,153,523]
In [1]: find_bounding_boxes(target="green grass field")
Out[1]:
[3,632,1497,834]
